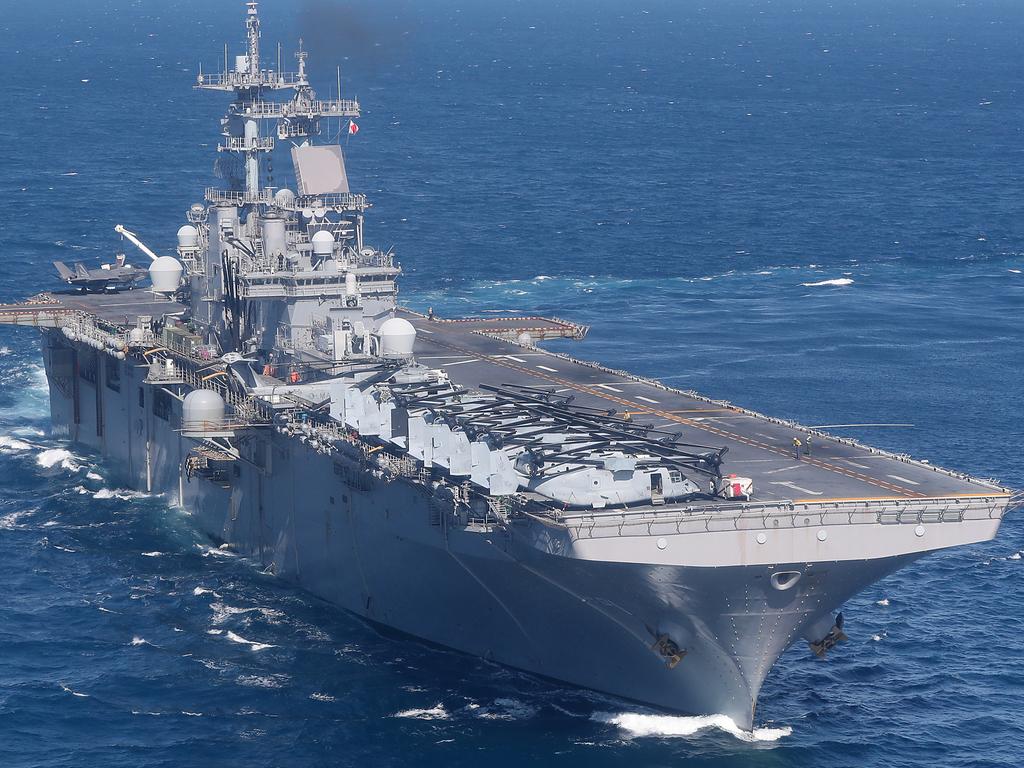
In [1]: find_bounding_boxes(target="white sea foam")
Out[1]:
[876,598,890,606]
[225,630,276,651]
[85,471,103,481]
[475,698,538,720]
[0,435,33,451]
[193,586,220,597]
[181,711,203,717]
[1010,269,1022,274]
[393,704,449,720]
[0,511,30,530]
[1008,552,1021,561]
[592,712,792,742]
[310,692,336,702]
[60,683,89,698]
[140,551,163,557]
[0,346,10,356]
[93,488,148,500]
[37,448,80,471]
[130,636,150,646]
[198,544,238,558]
[237,674,287,689]
[801,277,854,287]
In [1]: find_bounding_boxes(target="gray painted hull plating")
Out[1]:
[40,331,964,729]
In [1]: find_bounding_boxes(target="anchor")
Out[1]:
[808,612,848,658]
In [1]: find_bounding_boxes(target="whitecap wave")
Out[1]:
[0,435,33,451]
[237,674,287,689]
[876,598,890,606]
[60,683,89,698]
[93,487,148,500]
[0,511,30,530]
[393,704,449,720]
[225,630,276,651]
[310,692,336,702]
[592,712,791,742]
[130,636,150,646]
[36,448,81,471]
[140,551,164,557]
[801,277,854,287]
[475,698,538,720]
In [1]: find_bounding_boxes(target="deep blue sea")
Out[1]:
[1,0,1022,765]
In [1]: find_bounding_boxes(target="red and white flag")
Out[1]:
[348,120,359,135]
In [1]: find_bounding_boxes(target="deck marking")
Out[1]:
[843,459,872,470]
[442,359,477,367]
[887,474,921,486]
[770,481,823,496]
[421,336,928,498]
[536,365,559,372]
[764,464,802,475]
[596,383,624,393]
[636,395,660,404]
[418,327,435,334]
[499,355,527,363]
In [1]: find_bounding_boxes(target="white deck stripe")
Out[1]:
[770,481,823,496]
[887,474,921,486]
[536,365,559,372]
[764,464,802,475]
[442,359,477,367]
[636,395,659,404]
[596,383,623,393]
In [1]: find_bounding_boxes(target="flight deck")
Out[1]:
[399,309,1008,506]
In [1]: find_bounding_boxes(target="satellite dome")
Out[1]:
[150,255,183,294]
[176,225,199,249]
[182,389,225,431]
[311,230,335,257]
[274,188,296,208]
[378,317,417,359]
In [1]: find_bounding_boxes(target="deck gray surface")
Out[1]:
[401,310,1006,504]
[50,290,186,324]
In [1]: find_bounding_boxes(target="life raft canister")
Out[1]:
[289,369,300,384]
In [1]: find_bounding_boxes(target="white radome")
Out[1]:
[378,317,417,358]
[150,255,183,294]
[176,224,199,249]
[311,230,335,257]
[182,389,226,430]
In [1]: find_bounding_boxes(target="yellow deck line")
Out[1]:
[423,335,940,499]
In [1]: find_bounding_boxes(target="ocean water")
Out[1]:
[1,0,1023,765]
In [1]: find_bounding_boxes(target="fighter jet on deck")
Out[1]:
[53,254,147,292]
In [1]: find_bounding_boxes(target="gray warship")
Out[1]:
[0,2,1014,730]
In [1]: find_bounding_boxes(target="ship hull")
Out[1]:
[38,331,993,728]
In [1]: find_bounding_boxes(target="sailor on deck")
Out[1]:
[793,436,802,459]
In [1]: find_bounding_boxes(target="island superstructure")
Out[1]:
[0,2,1014,729]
